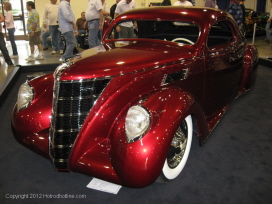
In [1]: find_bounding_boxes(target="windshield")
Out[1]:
[108,20,200,45]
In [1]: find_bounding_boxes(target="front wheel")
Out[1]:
[158,115,193,182]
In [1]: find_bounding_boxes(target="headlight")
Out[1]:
[17,83,33,111]
[125,105,151,143]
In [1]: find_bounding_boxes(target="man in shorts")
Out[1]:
[25,1,44,62]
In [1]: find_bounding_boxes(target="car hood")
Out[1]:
[60,41,197,81]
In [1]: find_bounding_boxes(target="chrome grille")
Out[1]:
[49,63,111,171]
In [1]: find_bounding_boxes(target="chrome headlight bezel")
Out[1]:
[125,105,151,143]
[17,82,34,111]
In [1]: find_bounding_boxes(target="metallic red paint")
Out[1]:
[11,7,258,188]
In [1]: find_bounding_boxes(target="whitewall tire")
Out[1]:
[160,115,193,181]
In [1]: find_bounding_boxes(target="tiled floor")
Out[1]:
[0,40,73,85]
[0,36,271,86]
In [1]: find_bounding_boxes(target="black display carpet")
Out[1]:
[0,65,271,204]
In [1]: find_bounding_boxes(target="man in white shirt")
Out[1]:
[114,0,136,39]
[85,0,104,48]
[173,0,193,7]
[43,0,64,55]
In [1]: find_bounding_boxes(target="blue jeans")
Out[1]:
[7,28,18,55]
[265,21,272,41]
[62,31,76,60]
[88,19,101,48]
[42,30,50,47]
[49,25,64,51]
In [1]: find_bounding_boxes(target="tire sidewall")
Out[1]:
[162,115,193,180]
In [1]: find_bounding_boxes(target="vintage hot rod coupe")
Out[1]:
[12,7,258,188]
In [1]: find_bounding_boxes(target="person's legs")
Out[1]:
[119,26,129,39]
[7,28,18,56]
[49,25,59,52]
[26,31,43,61]
[127,26,134,38]
[35,31,44,59]
[0,32,13,65]
[88,20,100,48]
[62,31,76,60]
[77,29,85,45]
[56,26,64,52]
[42,30,50,48]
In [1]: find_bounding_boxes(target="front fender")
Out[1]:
[109,87,195,187]
[11,74,54,158]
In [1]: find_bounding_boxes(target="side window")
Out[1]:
[207,21,234,48]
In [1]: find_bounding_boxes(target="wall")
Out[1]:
[244,0,257,11]
[36,0,89,22]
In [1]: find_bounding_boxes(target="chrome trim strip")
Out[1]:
[59,76,112,83]
[49,63,72,160]
[58,94,99,100]
[54,145,71,148]
[53,159,68,163]
[57,112,89,117]
[54,128,80,133]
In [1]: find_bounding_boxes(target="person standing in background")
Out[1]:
[85,0,104,48]
[226,0,243,27]
[43,0,64,55]
[204,0,216,8]
[115,0,136,39]
[239,0,246,27]
[0,13,14,66]
[76,12,86,47]
[101,0,110,18]
[4,2,18,59]
[173,0,193,7]
[161,0,171,6]
[98,0,110,40]
[41,21,50,50]
[265,0,272,44]
[25,1,44,62]
[58,0,77,61]
[110,0,121,19]
[110,0,121,39]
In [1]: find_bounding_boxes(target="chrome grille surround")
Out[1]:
[49,63,111,171]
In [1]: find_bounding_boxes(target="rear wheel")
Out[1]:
[159,115,193,182]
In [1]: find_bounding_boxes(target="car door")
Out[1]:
[203,21,245,115]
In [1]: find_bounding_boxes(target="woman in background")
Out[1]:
[4,2,18,59]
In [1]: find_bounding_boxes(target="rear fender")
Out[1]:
[240,45,258,90]
[109,87,196,187]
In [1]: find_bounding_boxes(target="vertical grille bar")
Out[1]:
[49,63,110,171]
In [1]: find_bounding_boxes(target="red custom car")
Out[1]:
[12,7,258,188]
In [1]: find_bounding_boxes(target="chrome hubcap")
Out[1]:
[167,121,188,169]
